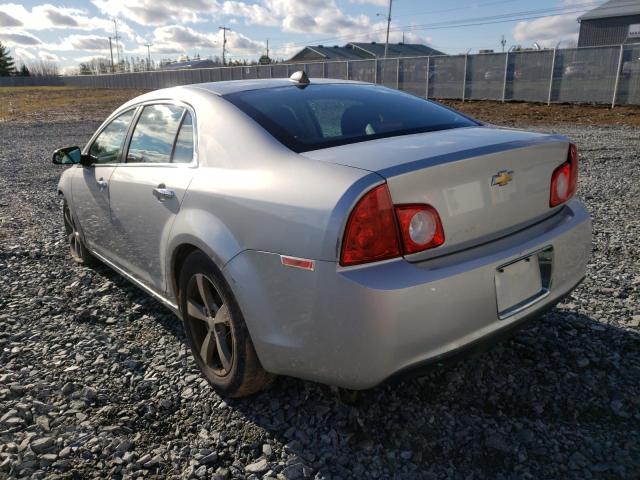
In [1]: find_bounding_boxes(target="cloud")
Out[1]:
[349,0,388,5]
[225,30,264,53]
[512,0,596,47]
[0,10,21,26]
[39,50,63,62]
[0,3,138,40]
[68,35,111,51]
[138,24,264,56]
[91,0,220,26]
[222,1,278,26]
[0,31,42,46]
[42,6,79,27]
[153,25,217,50]
[14,47,35,60]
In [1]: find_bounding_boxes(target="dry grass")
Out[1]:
[440,99,640,127]
[0,87,148,123]
[1,86,639,127]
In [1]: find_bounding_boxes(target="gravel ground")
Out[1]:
[0,120,639,479]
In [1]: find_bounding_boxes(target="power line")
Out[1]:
[267,2,637,52]
[392,0,526,19]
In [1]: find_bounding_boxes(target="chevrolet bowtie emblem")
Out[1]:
[491,170,514,187]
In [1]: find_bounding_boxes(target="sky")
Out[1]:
[0,0,602,72]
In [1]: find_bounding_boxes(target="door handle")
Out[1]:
[152,185,176,201]
[97,179,108,190]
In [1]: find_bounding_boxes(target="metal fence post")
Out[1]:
[501,51,509,102]
[347,60,350,80]
[611,44,624,108]
[462,54,468,101]
[323,62,327,78]
[374,58,378,84]
[396,57,400,89]
[547,47,557,105]
[425,56,430,99]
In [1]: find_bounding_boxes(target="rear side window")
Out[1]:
[127,104,184,163]
[224,84,478,152]
[172,112,194,163]
[89,109,135,164]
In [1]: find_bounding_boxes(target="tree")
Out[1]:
[25,60,59,76]
[19,64,30,77]
[0,42,15,76]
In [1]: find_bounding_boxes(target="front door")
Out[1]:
[72,109,135,257]
[108,104,196,293]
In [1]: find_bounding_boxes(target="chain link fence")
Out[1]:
[2,43,639,106]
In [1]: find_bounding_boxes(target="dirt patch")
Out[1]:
[440,100,640,127]
[0,87,147,124]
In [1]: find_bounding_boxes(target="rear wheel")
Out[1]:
[179,250,273,397]
[63,199,97,265]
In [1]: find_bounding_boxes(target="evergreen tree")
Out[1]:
[0,42,15,76]
[19,64,30,76]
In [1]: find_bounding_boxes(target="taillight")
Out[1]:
[340,184,401,266]
[340,184,445,266]
[550,143,578,207]
[395,205,445,254]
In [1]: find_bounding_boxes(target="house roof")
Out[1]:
[162,59,218,70]
[289,45,365,61]
[288,42,446,62]
[348,42,445,57]
[578,0,640,21]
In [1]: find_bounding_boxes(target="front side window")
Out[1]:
[127,104,184,163]
[224,84,479,153]
[89,109,135,164]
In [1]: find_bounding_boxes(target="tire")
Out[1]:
[63,199,98,266]
[178,250,273,398]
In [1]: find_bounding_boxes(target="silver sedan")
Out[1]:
[52,73,592,397]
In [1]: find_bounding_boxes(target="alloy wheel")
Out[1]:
[185,273,235,376]
[64,205,84,262]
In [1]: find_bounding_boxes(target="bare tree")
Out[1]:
[26,60,59,76]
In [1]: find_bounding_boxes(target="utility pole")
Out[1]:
[219,26,231,65]
[113,18,121,71]
[108,37,114,72]
[384,0,393,58]
[500,35,507,52]
[266,39,269,59]
[144,43,153,70]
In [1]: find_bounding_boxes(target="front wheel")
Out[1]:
[63,199,97,266]
[179,250,273,398]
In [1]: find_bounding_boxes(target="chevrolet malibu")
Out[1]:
[52,73,591,397]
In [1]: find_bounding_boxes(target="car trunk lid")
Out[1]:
[302,126,571,260]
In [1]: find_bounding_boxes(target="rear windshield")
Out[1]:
[223,84,479,153]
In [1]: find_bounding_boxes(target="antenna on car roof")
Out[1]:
[289,70,310,87]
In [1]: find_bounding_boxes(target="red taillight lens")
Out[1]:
[395,205,445,254]
[550,143,578,207]
[340,184,401,266]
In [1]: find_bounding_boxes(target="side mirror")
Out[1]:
[52,146,82,165]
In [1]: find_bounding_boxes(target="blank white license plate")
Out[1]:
[495,255,543,316]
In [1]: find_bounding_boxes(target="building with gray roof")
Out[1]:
[578,0,640,47]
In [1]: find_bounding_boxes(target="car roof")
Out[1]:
[184,77,368,96]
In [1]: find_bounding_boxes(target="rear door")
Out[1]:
[108,103,196,293]
[73,109,136,257]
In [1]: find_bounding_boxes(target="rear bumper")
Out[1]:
[224,198,591,389]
